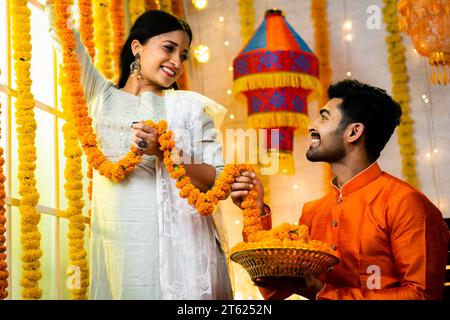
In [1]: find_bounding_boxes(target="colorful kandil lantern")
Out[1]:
[232,9,320,175]
[398,0,450,85]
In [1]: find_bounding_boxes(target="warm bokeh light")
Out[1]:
[193,44,210,63]
[343,20,352,30]
[192,0,208,10]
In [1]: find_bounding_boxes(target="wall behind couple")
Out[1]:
[184,0,450,299]
[0,0,448,300]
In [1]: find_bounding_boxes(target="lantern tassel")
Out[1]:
[233,72,322,96]
[248,112,310,132]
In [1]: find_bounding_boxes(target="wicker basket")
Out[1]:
[230,247,340,280]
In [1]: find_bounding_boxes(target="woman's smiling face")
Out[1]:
[132,30,190,89]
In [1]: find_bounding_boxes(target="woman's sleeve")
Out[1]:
[45,4,108,116]
[192,111,225,178]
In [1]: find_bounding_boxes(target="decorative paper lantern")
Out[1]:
[398,0,450,85]
[232,9,320,175]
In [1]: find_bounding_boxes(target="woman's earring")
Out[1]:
[130,53,142,79]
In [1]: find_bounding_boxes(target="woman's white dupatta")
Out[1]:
[155,90,232,299]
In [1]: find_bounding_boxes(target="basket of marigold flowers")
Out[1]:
[230,223,340,280]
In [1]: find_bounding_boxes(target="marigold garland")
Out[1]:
[132,120,261,238]
[93,0,115,80]
[79,0,96,61]
[159,0,171,13]
[0,79,9,300]
[382,0,419,188]
[59,69,89,300]
[79,0,96,205]
[55,0,147,183]
[56,1,260,239]
[311,0,333,105]
[238,0,270,210]
[145,119,250,215]
[170,0,182,16]
[145,0,160,11]
[254,166,270,215]
[311,0,334,192]
[231,223,335,255]
[11,0,43,299]
[110,0,126,82]
[238,0,255,45]
[129,0,145,26]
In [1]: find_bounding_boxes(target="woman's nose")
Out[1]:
[170,55,181,68]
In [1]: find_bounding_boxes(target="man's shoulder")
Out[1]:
[379,171,423,198]
[378,171,441,214]
[303,192,335,211]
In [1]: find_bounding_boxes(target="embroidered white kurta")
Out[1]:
[47,5,232,300]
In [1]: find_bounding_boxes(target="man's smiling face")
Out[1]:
[306,98,348,163]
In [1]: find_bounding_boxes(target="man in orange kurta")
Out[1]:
[231,80,449,300]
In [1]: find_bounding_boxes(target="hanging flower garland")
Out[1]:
[145,0,160,11]
[170,0,182,15]
[11,0,43,299]
[150,118,261,233]
[311,0,334,192]
[79,0,96,206]
[79,0,96,61]
[238,0,255,45]
[55,0,152,184]
[54,1,262,238]
[0,80,9,300]
[382,0,419,188]
[93,0,114,80]
[238,0,272,209]
[110,0,126,82]
[129,0,146,26]
[159,0,171,13]
[237,0,273,209]
[238,175,263,240]
[311,0,333,108]
[59,69,89,300]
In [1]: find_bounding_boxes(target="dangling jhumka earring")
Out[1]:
[130,53,142,79]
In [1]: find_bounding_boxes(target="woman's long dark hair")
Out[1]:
[117,10,192,89]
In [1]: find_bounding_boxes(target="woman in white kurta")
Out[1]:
[46,2,232,299]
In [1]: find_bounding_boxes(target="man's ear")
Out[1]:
[346,123,364,143]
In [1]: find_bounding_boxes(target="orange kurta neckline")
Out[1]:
[330,162,382,197]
